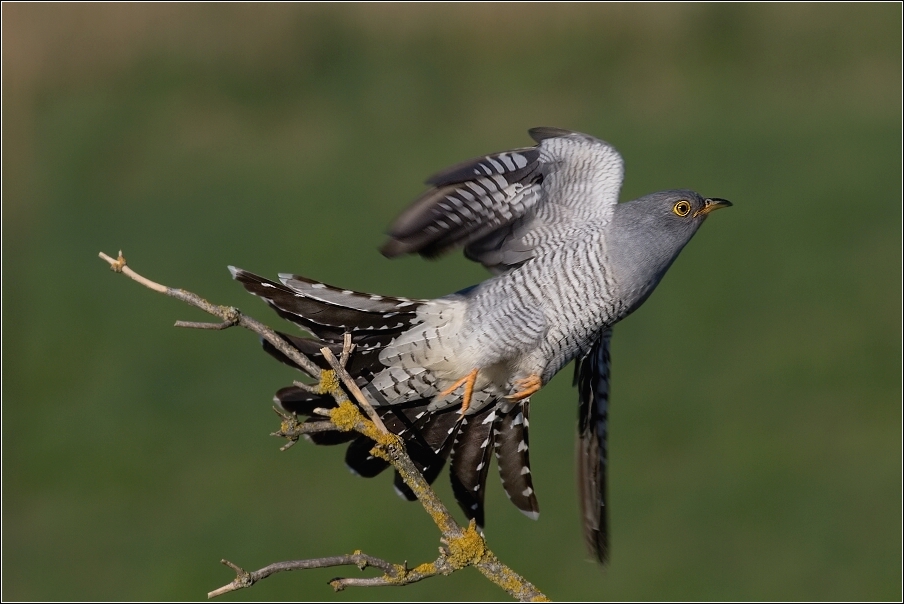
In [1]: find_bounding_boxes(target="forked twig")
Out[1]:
[207,551,450,598]
[98,251,322,378]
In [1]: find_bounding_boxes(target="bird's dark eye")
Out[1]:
[672,200,691,217]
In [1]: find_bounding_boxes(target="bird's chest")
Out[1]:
[459,256,619,379]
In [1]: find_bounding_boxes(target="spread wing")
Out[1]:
[381,127,624,273]
[575,328,613,564]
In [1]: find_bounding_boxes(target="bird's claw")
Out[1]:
[439,368,480,416]
[507,374,542,401]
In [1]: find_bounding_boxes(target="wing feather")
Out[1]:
[576,328,613,563]
[381,128,624,272]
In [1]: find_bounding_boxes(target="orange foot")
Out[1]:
[507,374,542,401]
[439,368,479,415]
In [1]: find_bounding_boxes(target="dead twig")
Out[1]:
[207,551,438,598]
[99,251,322,378]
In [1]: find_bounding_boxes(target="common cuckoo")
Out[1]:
[231,127,731,563]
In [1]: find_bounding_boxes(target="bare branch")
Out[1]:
[291,379,322,394]
[208,552,432,599]
[206,526,547,601]
[173,320,236,330]
[99,250,323,378]
[328,555,446,591]
[338,332,355,368]
[269,406,335,451]
[101,250,548,601]
[100,250,167,293]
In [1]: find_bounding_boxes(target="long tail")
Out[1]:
[230,267,539,528]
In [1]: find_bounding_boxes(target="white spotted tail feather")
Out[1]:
[450,401,540,529]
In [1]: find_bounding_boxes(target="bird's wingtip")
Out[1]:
[528,126,575,143]
[380,238,411,258]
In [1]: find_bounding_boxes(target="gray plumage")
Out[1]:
[231,127,731,564]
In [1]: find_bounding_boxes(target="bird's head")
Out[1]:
[608,189,732,310]
[614,189,731,255]
[625,189,732,237]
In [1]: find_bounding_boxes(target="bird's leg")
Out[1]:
[507,374,542,401]
[439,368,479,415]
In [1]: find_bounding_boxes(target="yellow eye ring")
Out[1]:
[673,200,691,217]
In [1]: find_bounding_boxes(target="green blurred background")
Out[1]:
[2,4,900,601]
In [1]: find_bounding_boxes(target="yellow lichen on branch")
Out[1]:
[328,400,361,431]
[317,369,340,394]
[411,561,438,575]
[446,521,487,568]
[489,554,552,602]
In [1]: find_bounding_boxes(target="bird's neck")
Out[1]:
[605,208,690,320]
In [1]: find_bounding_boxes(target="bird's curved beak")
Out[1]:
[694,197,733,218]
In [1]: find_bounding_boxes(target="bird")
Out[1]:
[230,127,731,564]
